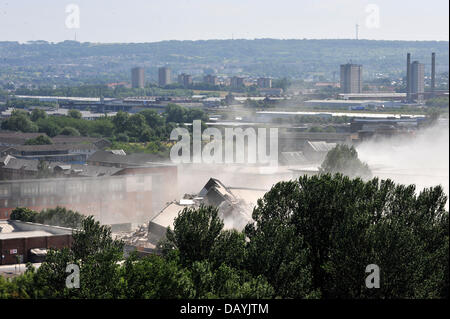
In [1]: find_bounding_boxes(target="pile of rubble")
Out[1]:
[114,222,154,248]
[217,198,253,230]
[114,177,264,250]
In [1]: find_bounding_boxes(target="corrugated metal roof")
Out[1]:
[151,203,185,229]
[0,230,54,240]
[281,151,309,164]
[306,141,336,153]
[11,143,98,152]
[87,150,171,166]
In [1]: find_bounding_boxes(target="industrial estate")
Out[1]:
[0,2,448,306]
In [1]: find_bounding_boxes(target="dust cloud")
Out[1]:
[356,123,449,205]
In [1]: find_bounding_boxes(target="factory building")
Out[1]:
[0,170,175,224]
[0,132,47,147]
[1,143,98,163]
[0,132,112,164]
[0,151,178,224]
[0,220,73,265]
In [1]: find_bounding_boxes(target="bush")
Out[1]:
[60,127,81,136]
[10,207,38,222]
[10,206,83,228]
[320,144,371,179]
[24,135,53,145]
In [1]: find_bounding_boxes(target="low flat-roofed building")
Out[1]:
[0,159,178,224]
[51,135,111,149]
[1,143,99,163]
[258,88,283,96]
[0,155,126,180]
[0,131,49,147]
[0,220,73,265]
[338,93,406,100]
[305,99,392,108]
[87,150,171,168]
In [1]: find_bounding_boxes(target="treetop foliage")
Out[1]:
[10,206,84,229]
[0,104,207,157]
[320,144,372,179]
[24,135,53,145]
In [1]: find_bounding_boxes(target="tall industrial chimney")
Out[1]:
[431,52,436,95]
[406,53,411,102]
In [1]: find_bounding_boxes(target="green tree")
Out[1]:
[60,126,81,136]
[30,109,47,122]
[1,110,38,132]
[36,118,61,137]
[10,207,38,222]
[185,108,208,123]
[24,135,53,145]
[245,181,316,298]
[112,111,129,133]
[67,109,82,119]
[160,205,224,267]
[320,144,371,179]
[30,216,124,298]
[189,260,274,298]
[121,253,194,299]
[34,206,84,228]
[116,132,129,142]
[140,109,165,128]
[247,174,449,298]
[125,113,150,140]
[71,216,123,261]
[165,103,187,123]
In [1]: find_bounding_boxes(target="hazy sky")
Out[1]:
[0,0,448,43]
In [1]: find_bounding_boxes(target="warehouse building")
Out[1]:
[0,151,178,224]
[0,220,73,265]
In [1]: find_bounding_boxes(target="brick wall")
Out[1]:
[0,234,72,265]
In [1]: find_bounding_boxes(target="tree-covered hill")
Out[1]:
[0,39,448,86]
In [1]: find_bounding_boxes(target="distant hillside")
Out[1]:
[0,39,448,86]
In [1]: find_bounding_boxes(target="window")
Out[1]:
[22,185,39,196]
[40,183,56,195]
[110,180,123,192]
[0,186,10,196]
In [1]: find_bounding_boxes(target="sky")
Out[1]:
[0,0,448,43]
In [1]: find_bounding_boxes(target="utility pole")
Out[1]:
[355,24,359,40]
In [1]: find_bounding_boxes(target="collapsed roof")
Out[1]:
[118,178,268,249]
